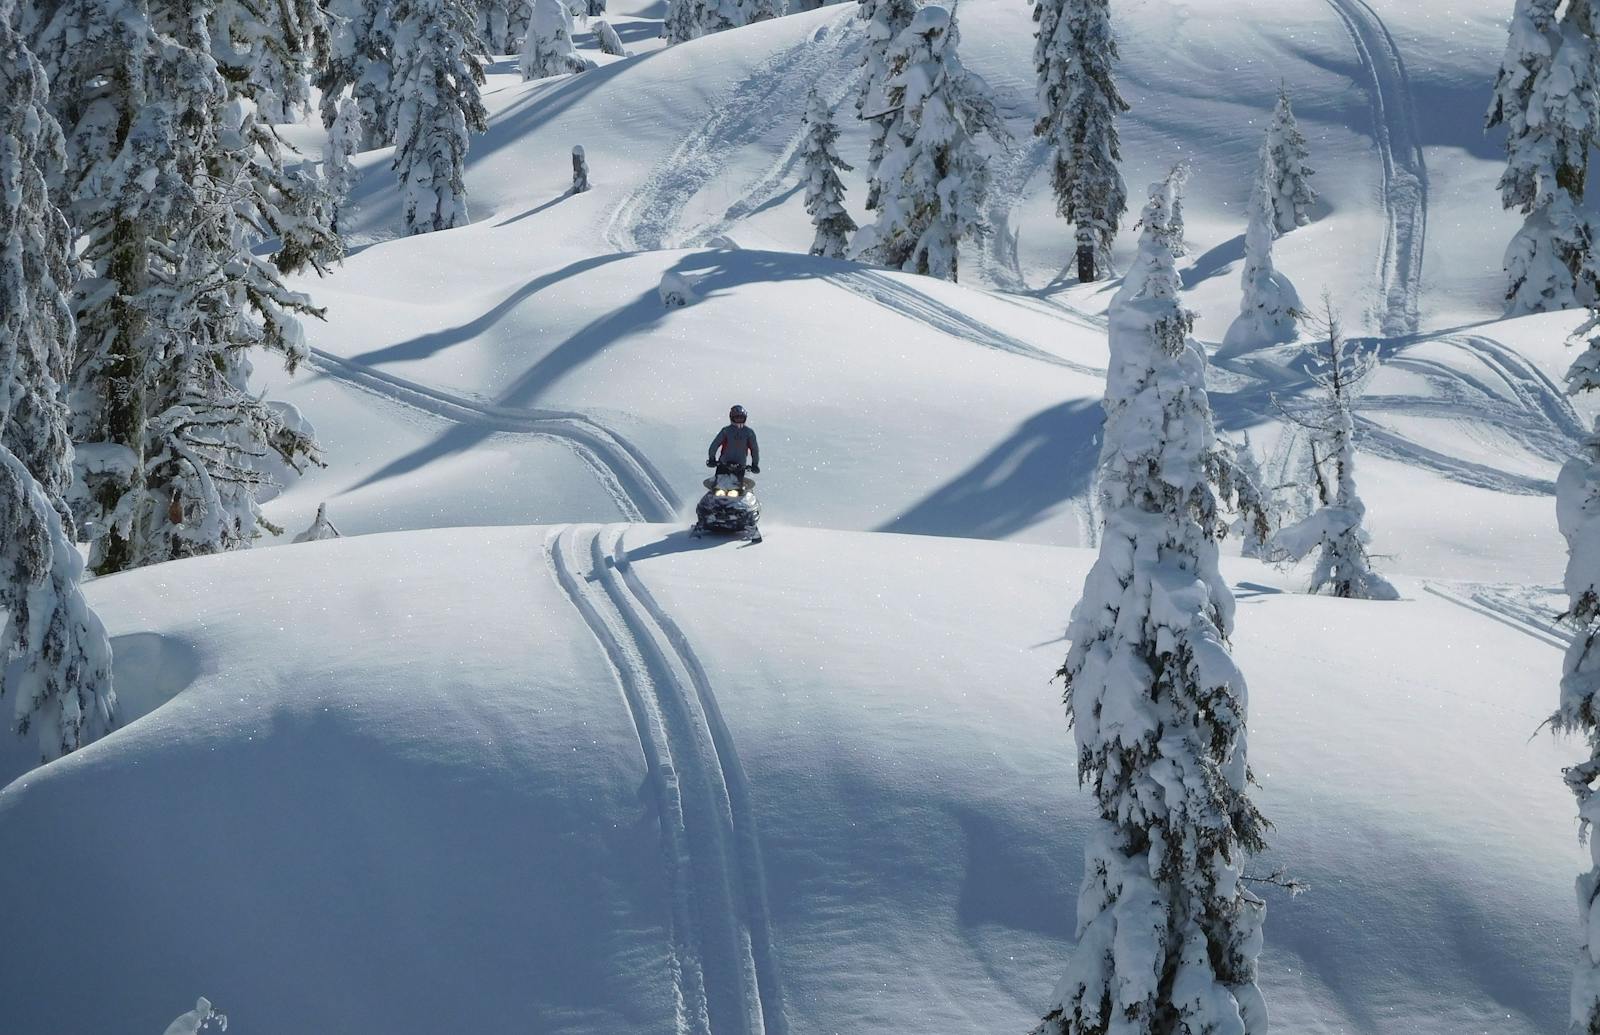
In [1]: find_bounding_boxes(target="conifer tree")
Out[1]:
[856,0,918,210]
[521,0,597,79]
[1554,308,1600,1035]
[1222,170,1302,352]
[1038,175,1269,1035]
[1143,161,1188,257]
[1262,88,1316,233]
[476,0,533,52]
[1487,0,1600,314]
[390,0,489,234]
[595,19,626,55]
[799,89,857,259]
[1271,296,1398,600]
[0,15,116,761]
[853,6,1002,281]
[1033,0,1127,282]
[319,0,398,148]
[212,0,329,123]
[325,94,364,235]
[662,0,781,42]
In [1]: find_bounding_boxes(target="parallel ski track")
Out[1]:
[305,348,680,521]
[547,525,782,1035]
[1423,583,1569,651]
[1326,0,1428,337]
[604,14,860,253]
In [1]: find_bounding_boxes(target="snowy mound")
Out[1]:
[0,526,1578,1034]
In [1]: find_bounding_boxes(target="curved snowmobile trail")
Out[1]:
[605,14,861,253]
[305,348,680,521]
[1325,0,1428,336]
[547,524,784,1035]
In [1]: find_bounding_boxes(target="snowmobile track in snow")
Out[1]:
[1326,0,1428,337]
[547,525,783,1035]
[604,14,861,253]
[305,348,680,522]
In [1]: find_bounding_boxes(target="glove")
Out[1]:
[749,464,760,474]
[706,459,717,468]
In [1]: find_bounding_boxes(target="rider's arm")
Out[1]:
[748,429,759,467]
[708,430,724,462]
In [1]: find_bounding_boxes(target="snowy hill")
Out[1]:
[0,526,1578,1034]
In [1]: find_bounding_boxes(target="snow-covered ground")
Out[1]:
[1,0,1591,1031]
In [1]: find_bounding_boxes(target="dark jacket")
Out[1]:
[708,424,759,466]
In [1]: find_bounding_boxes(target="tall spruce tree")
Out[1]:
[1034,0,1127,282]
[0,14,116,761]
[856,0,918,210]
[1555,309,1600,1035]
[319,0,397,148]
[799,88,857,259]
[1262,88,1316,233]
[852,6,1002,281]
[476,0,533,52]
[1487,0,1600,314]
[1037,177,1269,1035]
[389,0,488,234]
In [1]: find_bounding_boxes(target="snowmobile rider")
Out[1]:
[708,405,760,473]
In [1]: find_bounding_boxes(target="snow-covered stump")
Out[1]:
[1270,297,1398,600]
[1487,0,1600,314]
[522,0,599,78]
[594,19,627,55]
[659,271,699,308]
[1033,0,1128,282]
[1037,177,1269,1035]
[799,89,857,259]
[1554,311,1600,1035]
[1221,166,1303,353]
[572,145,591,193]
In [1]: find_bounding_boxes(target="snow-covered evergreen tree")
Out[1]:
[662,0,780,42]
[319,0,397,148]
[853,6,1003,281]
[389,0,489,234]
[594,19,626,55]
[325,93,364,235]
[1554,308,1600,1035]
[0,15,116,761]
[1033,0,1127,282]
[521,0,597,79]
[799,89,857,259]
[1487,0,1600,314]
[1262,88,1316,233]
[1222,170,1303,352]
[1037,175,1268,1035]
[855,0,919,210]
[1271,297,1398,600]
[210,0,328,123]
[476,0,533,52]
[1226,434,1275,559]
[1142,161,1188,257]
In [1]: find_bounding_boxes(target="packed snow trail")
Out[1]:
[1326,0,1428,336]
[306,348,680,521]
[604,15,861,253]
[1423,582,1569,650]
[547,525,780,1035]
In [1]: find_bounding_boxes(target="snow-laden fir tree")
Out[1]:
[595,19,627,55]
[856,0,919,210]
[662,0,781,43]
[211,0,329,123]
[853,6,1003,281]
[1271,296,1398,600]
[1486,0,1600,314]
[1228,434,1275,559]
[521,0,597,79]
[1033,0,1128,282]
[1222,171,1303,352]
[0,15,115,761]
[325,93,364,235]
[319,0,397,148]
[389,0,489,234]
[799,88,857,259]
[1554,309,1600,1035]
[1037,175,1268,1035]
[1143,161,1188,257]
[1262,88,1316,233]
[476,0,533,52]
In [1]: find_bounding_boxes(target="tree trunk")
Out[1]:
[1077,243,1096,283]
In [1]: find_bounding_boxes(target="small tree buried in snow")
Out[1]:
[594,19,627,55]
[161,997,227,1035]
[572,145,591,193]
[1487,0,1600,314]
[799,89,857,259]
[521,0,598,79]
[389,0,489,235]
[1221,169,1303,353]
[1554,310,1600,1035]
[1262,88,1316,233]
[1033,0,1128,283]
[1270,297,1398,600]
[0,18,116,762]
[853,6,1004,281]
[292,503,343,543]
[1037,177,1269,1035]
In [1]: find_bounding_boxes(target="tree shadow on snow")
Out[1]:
[1179,233,1245,290]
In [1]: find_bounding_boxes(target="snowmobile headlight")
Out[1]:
[729,490,741,498]
[714,489,727,497]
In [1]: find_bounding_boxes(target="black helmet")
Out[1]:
[729,405,748,424]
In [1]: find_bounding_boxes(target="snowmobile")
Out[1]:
[693,461,762,542]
